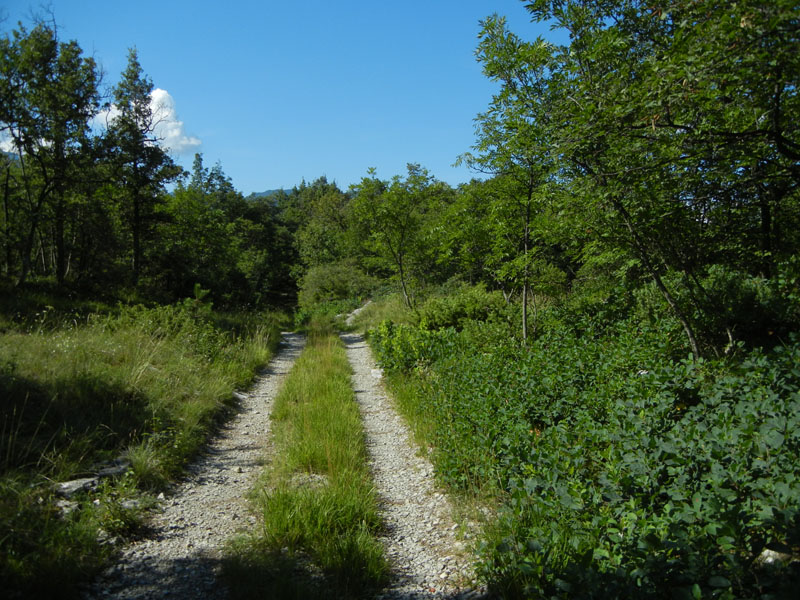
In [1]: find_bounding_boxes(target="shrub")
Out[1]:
[418,283,508,331]
[297,260,378,310]
[370,311,800,598]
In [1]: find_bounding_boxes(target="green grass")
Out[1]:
[0,296,285,598]
[223,319,389,599]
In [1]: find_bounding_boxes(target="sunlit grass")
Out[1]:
[347,292,416,332]
[0,300,285,597]
[224,320,389,599]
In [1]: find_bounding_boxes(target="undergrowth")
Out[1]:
[223,318,389,599]
[368,296,800,599]
[0,294,285,598]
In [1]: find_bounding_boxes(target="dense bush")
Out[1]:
[370,312,800,598]
[297,260,378,310]
[418,283,508,331]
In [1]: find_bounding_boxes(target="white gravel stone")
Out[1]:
[341,332,487,600]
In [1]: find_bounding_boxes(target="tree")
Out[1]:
[436,179,497,287]
[0,22,100,286]
[106,48,180,285]
[350,164,453,309]
[521,0,800,356]
[460,15,564,340]
[293,178,351,269]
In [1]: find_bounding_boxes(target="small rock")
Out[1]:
[56,477,98,498]
[757,548,796,565]
[56,499,79,516]
[97,460,131,478]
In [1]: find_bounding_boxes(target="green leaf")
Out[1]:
[708,576,730,588]
[593,547,610,560]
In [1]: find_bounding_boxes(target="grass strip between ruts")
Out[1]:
[223,318,389,599]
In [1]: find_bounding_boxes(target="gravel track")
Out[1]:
[83,329,486,599]
[341,332,486,600]
[82,332,306,600]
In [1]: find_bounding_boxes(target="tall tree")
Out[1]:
[107,48,179,285]
[499,0,800,356]
[350,165,452,309]
[0,22,100,286]
[460,15,563,340]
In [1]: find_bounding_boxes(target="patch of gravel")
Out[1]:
[341,332,487,600]
[82,332,306,600]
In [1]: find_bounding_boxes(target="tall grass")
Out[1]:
[223,319,389,599]
[0,298,285,597]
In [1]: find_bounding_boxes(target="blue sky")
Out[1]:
[2,1,564,195]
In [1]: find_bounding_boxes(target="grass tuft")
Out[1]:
[223,320,389,599]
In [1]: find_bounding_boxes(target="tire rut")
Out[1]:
[82,332,306,600]
[340,332,486,600]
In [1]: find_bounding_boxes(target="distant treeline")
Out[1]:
[0,21,299,306]
[3,0,800,357]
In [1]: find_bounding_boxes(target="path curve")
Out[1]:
[341,332,485,600]
[82,332,306,600]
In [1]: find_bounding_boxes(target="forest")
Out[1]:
[2,0,800,598]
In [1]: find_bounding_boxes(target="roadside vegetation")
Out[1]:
[366,287,800,599]
[223,318,389,599]
[3,1,799,598]
[0,287,284,597]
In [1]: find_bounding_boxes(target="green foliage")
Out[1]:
[349,164,455,308]
[1,21,297,307]
[418,283,507,331]
[369,320,454,373]
[370,309,800,598]
[345,293,416,333]
[297,259,377,311]
[0,21,101,287]
[0,298,283,595]
[0,474,146,598]
[484,341,800,599]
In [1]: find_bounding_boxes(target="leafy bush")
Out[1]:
[369,320,456,373]
[346,293,416,332]
[418,283,507,331]
[370,312,800,598]
[486,342,800,599]
[297,259,378,310]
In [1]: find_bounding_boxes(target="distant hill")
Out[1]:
[246,189,284,200]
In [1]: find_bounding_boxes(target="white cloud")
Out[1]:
[0,133,15,153]
[149,88,202,155]
[92,104,122,130]
[93,88,201,155]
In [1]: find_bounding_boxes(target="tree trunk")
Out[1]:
[132,193,141,285]
[612,196,701,360]
[759,188,773,279]
[397,255,412,309]
[2,164,12,275]
[55,192,66,285]
[521,181,534,343]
